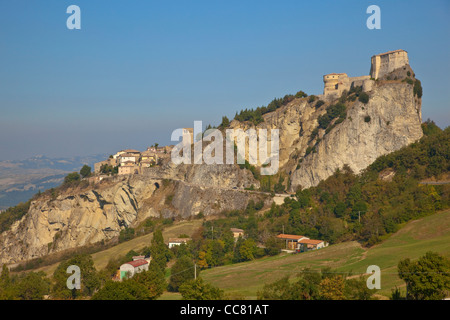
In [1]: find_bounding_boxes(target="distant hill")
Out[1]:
[0,154,108,210]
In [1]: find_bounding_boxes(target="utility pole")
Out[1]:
[212,226,214,240]
[194,263,197,280]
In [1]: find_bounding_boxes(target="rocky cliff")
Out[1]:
[0,165,264,264]
[291,81,422,189]
[229,75,422,190]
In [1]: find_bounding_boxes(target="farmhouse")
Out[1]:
[119,258,149,280]
[168,237,191,248]
[276,234,309,250]
[297,239,328,252]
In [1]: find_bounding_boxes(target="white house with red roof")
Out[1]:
[119,258,149,280]
[276,234,309,250]
[297,239,328,252]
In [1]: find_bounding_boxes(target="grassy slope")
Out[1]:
[199,209,450,299]
[36,219,202,276]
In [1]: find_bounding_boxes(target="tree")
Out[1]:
[239,239,257,261]
[52,254,100,299]
[178,278,223,300]
[150,229,169,273]
[264,236,282,256]
[63,172,80,185]
[91,279,150,300]
[80,165,92,178]
[205,240,225,267]
[344,276,375,300]
[257,270,322,300]
[12,271,50,300]
[168,256,196,292]
[0,264,11,299]
[197,250,209,269]
[398,251,450,300]
[220,116,230,128]
[319,276,346,300]
[132,263,166,299]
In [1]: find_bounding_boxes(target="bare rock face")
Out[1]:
[290,82,422,189]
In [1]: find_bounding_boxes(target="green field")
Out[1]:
[199,209,450,299]
[36,219,202,276]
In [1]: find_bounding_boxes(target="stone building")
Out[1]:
[370,49,409,80]
[323,49,409,99]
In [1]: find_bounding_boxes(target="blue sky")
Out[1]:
[0,0,448,160]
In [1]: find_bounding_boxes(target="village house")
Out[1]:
[118,161,140,175]
[168,237,191,248]
[119,153,139,165]
[141,150,157,165]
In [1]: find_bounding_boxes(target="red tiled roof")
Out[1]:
[276,234,307,240]
[124,259,148,268]
[298,239,324,245]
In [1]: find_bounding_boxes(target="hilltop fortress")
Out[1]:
[323,49,410,98]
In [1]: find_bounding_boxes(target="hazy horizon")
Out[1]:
[1,0,449,161]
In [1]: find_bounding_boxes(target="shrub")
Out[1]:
[364,116,371,123]
[315,100,325,109]
[358,92,369,104]
[414,79,422,98]
[295,91,308,98]
[64,172,81,185]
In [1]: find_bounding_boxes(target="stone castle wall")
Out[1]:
[323,50,408,98]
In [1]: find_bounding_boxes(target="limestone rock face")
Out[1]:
[0,165,263,264]
[228,80,422,191]
[291,82,422,189]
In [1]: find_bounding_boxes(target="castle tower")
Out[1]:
[370,49,409,80]
[323,73,349,97]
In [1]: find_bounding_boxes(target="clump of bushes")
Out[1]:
[315,100,325,109]
[234,91,308,125]
[317,103,347,130]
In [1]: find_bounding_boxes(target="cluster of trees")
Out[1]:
[397,251,450,300]
[0,266,50,300]
[100,163,118,175]
[257,268,375,300]
[0,200,31,234]
[233,91,308,125]
[63,165,92,186]
[317,103,347,130]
